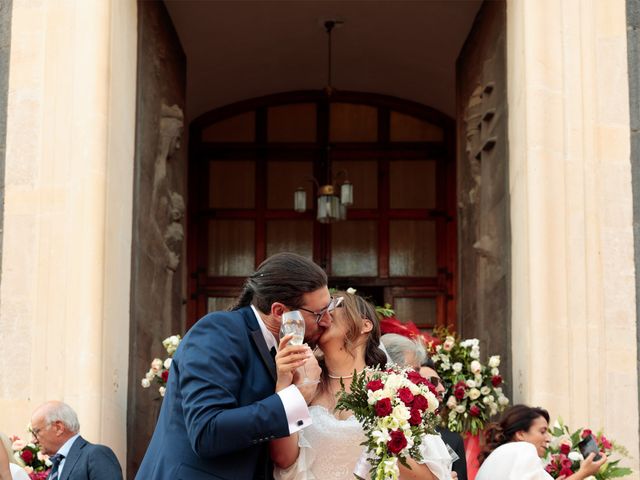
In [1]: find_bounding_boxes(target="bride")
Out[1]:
[270,290,454,480]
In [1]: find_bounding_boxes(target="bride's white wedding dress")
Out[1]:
[274,405,453,480]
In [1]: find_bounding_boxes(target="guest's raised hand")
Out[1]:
[577,451,607,477]
[275,334,312,392]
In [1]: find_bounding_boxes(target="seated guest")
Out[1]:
[381,334,467,479]
[0,432,28,480]
[476,404,606,480]
[381,333,427,368]
[30,401,123,480]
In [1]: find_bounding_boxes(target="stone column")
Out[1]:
[507,0,639,472]
[0,0,137,464]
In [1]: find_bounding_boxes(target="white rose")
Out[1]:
[475,374,483,383]
[163,335,181,355]
[568,451,583,462]
[455,405,466,413]
[470,360,482,374]
[392,404,411,422]
[498,395,509,406]
[452,362,463,373]
[494,387,503,395]
[159,386,166,397]
[141,378,151,388]
[440,362,451,371]
[371,429,391,444]
[164,358,172,369]
[446,396,457,409]
[443,336,455,351]
[151,358,163,372]
[346,287,357,294]
[488,355,500,368]
[480,386,491,396]
[482,395,494,405]
[468,388,481,400]
[491,367,500,376]
[425,391,440,412]
[470,347,480,359]
[466,379,476,388]
[490,405,498,416]
[145,370,155,381]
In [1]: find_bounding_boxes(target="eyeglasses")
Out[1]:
[29,424,47,440]
[425,376,442,387]
[298,296,344,324]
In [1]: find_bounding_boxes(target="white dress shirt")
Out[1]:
[250,305,312,433]
[54,433,80,479]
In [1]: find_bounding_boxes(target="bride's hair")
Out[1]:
[333,291,388,368]
[478,404,550,464]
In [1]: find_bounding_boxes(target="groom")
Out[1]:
[136,252,331,480]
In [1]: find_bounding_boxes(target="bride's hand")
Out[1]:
[275,334,312,391]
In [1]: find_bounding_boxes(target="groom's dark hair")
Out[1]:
[231,252,327,314]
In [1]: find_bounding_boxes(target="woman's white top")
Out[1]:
[274,405,452,480]
[475,442,553,480]
[9,464,30,480]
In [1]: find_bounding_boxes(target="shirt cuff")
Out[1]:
[276,385,312,434]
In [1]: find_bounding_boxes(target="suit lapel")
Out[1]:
[242,307,277,381]
[59,436,86,480]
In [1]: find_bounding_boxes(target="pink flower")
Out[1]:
[598,434,612,450]
[12,439,27,451]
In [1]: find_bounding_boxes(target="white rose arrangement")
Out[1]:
[141,334,182,397]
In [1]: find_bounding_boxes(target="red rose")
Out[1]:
[581,429,592,439]
[406,370,427,385]
[375,398,393,417]
[561,457,573,469]
[412,394,429,411]
[559,467,574,477]
[398,387,414,406]
[454,386,466,400]
[367,379,384,392]
[20,449,33,463]
[469,405,481,417]
[409,408,422,426]
[560,443,571,455]
[598,435,612,450]
[387,430,408,454]
[161,370,169,383]
[491,375,502,387]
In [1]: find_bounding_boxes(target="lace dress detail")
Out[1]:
[274,405,452,480]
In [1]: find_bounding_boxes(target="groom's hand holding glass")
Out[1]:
[275,311,321,403]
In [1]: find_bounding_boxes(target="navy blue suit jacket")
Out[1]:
[136,307,290,480]
[55,436,122,480]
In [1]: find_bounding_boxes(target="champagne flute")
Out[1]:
[279,310,318,385]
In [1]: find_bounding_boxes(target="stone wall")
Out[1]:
[127,1,187,477]
[456,0,511,393]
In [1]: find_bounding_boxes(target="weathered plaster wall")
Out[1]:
[508,0,639,474]
[0,0,137,466]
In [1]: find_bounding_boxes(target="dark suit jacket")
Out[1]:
[438,427,468,480]
[135,307,292,480]
[56,436,122,480]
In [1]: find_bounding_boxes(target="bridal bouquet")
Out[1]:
[9,435,51,479]
[429,331,509,435]
[140,334,181,397]
[335,366,440,480]
[544,419,632,479]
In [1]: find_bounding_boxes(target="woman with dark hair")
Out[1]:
[476,405,606,480]
[271,291,454,480]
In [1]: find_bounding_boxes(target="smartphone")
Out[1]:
[578,435,602,461]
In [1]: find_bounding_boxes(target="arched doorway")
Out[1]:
[187,90,456,331]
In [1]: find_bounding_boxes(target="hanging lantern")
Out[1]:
[294,187,306,212]
[340,180,353,206]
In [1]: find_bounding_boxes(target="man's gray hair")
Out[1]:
[45,402,80,433]
[380,333,427,367]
